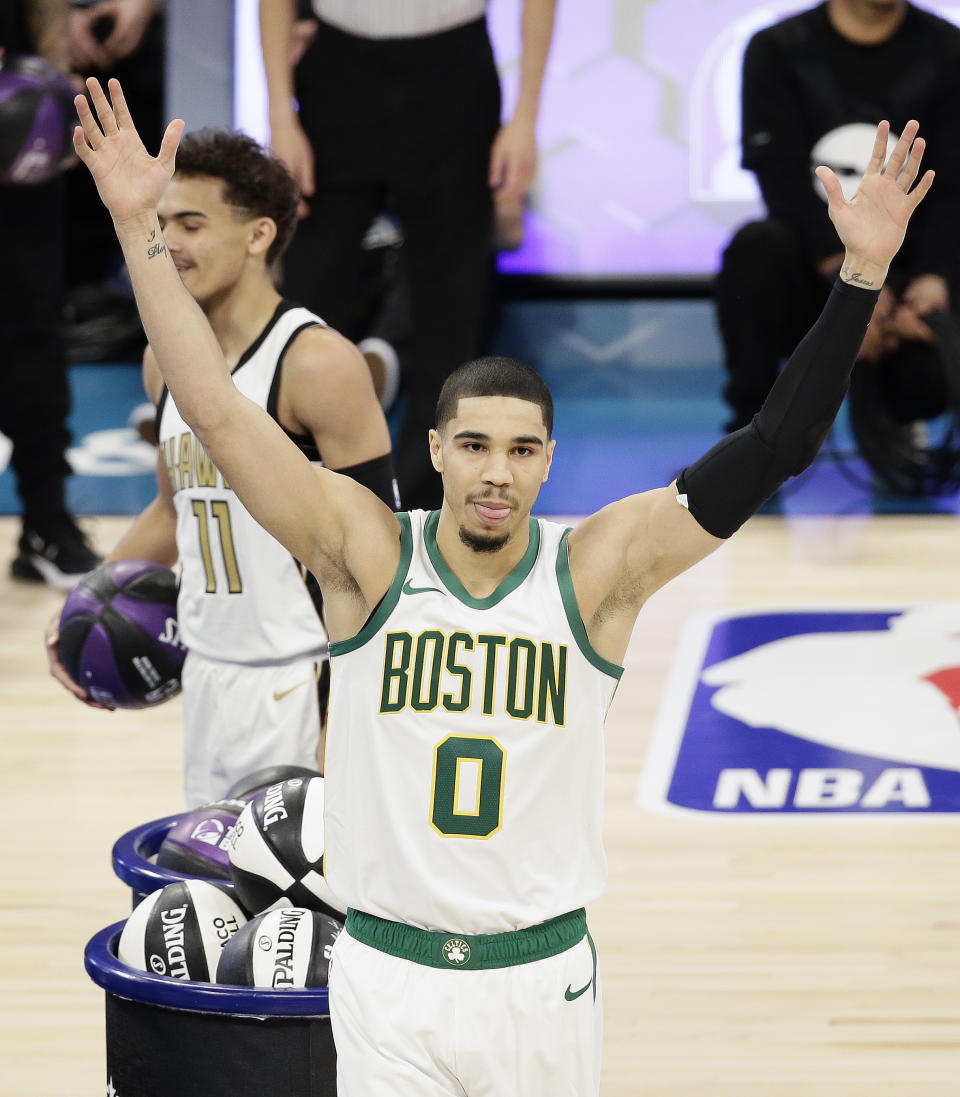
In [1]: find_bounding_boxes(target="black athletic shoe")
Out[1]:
[10,515,102,590]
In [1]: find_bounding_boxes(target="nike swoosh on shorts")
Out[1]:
[273,679,310,702]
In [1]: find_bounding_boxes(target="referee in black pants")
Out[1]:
[260,0,555,511]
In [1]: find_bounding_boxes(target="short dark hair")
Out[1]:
[174,129,299,265]
[436,356,554,436]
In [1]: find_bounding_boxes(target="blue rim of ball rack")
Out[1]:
[112,814,236,895]
[85,923,331,1015]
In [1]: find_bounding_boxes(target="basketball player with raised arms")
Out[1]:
[73,78,932,1094]
[47,124,397,808]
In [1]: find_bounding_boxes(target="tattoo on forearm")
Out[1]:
[147,240,167,259]
[840,266,875,288]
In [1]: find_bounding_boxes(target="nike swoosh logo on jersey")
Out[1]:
[402,579,443,596]
[564,978,594,1002]
[273,680,311,702]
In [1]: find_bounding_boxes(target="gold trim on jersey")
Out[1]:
[429,734,506,839]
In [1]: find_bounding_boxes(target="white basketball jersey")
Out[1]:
[324,510,623,933]
[157,303,328,665]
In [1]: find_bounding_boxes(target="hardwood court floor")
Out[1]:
[2,512,959,1097]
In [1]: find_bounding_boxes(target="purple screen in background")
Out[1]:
[488,0,960,277]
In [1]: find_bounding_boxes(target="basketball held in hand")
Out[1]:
[58,560,186,709]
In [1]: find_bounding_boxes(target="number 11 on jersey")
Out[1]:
[191,499,243,594]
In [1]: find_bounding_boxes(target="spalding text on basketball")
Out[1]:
[160,904,190,979]
[270,909,304,988]
[262,782,289,828]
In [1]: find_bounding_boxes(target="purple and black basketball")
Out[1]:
[0,54,76,186]
[154,770,325,880]
[58,559,186,709]
[155,797,251,880]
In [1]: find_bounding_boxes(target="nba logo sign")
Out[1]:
[638,605,960,816]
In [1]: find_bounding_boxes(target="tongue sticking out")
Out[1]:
[475,502,510,523]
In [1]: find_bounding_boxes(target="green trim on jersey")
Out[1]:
[329,512,413,657]
[424,510,542,608]
[556,529,624,680]
[346,907,587,970]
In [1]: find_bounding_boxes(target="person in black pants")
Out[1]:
[715,0,960,433]
[259,0,555,510]
[1,0,101,587]
[63,0,165,361]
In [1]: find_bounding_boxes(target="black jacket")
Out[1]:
[741,2,960,289]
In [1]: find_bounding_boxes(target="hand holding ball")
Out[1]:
[58,560,186,709]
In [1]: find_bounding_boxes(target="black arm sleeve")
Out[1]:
[334,452,401,510]
[676,280,878,538]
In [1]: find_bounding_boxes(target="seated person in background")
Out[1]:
[715,0,960,435]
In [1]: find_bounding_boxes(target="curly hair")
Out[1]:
[174,129,299,265]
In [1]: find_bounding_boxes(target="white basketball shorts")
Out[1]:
[181,651,322,807]
[329,917,603,1096]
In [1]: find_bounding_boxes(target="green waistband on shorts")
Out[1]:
[345,907,587,971]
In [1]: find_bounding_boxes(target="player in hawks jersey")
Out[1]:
[46,127,397,807]
[75,79,932,1093]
